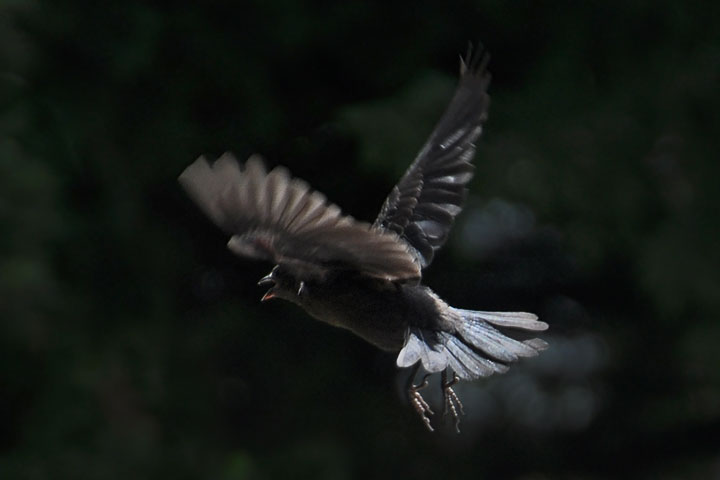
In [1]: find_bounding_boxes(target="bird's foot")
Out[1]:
[408,373,434,432]
[442,370,465,433]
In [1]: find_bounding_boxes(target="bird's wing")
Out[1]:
[179,154,421,282]
[373,44,491,268]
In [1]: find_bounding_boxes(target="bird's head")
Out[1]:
[257,265,302,303]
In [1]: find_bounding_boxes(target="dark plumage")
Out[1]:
[179,44,548,432]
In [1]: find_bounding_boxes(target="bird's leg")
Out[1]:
[441,369,465,433]
[407,363,434,432]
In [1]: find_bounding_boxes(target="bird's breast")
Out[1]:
[298,280,410,352]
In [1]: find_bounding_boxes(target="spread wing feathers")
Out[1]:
[396,308,548,381]
[374,43,491,268]
[179,154,421,281]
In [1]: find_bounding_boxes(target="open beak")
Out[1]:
[258,273,276,302]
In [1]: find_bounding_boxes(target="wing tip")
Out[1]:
[459,41,491,85]
[178,155,210,184]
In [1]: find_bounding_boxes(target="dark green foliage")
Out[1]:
[2,1,719,478]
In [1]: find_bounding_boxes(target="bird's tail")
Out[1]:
[396,308,549,380]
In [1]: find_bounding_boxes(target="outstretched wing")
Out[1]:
[179,154,420,281]
[374,44,491,268]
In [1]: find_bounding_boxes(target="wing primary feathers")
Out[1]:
[179,154,421,282]
[374,43,491,269]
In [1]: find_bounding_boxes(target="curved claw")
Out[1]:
[409,373,434,431]
[442,370,465,433]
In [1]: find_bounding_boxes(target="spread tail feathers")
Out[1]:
[396,309,548,380]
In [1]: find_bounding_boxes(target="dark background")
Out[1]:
[2,1,719,478]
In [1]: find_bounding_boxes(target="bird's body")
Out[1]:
[288,273,411,351]
[179,44,548,431]
[275,269,450,352]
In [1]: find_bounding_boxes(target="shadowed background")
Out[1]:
[1,1,719,478]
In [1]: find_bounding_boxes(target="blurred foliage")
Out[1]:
[1,0,719,479]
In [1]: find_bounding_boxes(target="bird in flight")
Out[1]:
[179,44,548,432]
